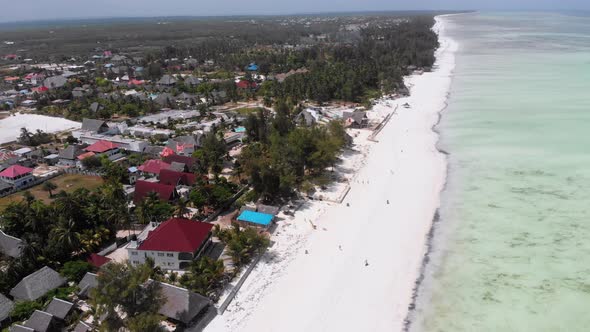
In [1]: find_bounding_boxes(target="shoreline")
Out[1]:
[207,15,457,332]
[404,15,458,329]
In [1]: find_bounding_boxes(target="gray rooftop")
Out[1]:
[153,92,174,106]
[81,118,108,133]
[9,266,66,301]
[171,136,197,146]
[0,180,12,192]
[45,297,73,320]
[43,76,67,89]
[77,272,98,298]
[157,281,211,325]
[58,145,79,160]
[73,321,93,332]
[0,230,23,258]
[184,76,202,86]
[157,75,177,86]
[343,110,368,125]
[256,204,280,216]
[0,293,14,322]
[9,325,34,332]
[169,162,186,173]
[90,102,104,113]
[143,146,165,156]
[23,310,53,332]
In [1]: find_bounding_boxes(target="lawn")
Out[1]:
[0,174,103,210]
[234,107,264,115]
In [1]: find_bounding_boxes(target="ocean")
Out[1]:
[411,12,590,331]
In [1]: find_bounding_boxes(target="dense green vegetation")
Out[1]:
[236,101,348,201]
[91,261,165,332]
[214,223,270,270]
[0,183,127,293]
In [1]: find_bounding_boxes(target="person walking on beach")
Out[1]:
[365,259,369,266]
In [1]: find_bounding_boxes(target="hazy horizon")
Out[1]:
[1,0,589,23]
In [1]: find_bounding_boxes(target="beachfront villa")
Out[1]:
[0,165,35,189]
[127,218,214,270]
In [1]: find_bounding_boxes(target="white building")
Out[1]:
[127,218,213,270]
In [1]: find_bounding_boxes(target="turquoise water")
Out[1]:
[412,13,590,332]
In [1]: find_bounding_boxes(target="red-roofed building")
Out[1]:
[159,169,196,186]
[162,155,196,171]
[0,165,34,188]
[160,147,176,158]
[32,86,49,93]
[134,180,177,203]
[0,150,19,169]
[3,54,19,60]
[3,76,20,83]
[77,151,96,161]
[236,80,257,89]
[138,159,171,176]
[85,140,119,153]
[87,253,112,268]
[84,140,123,162]
[127,218,213,270]
[128,79,144,86]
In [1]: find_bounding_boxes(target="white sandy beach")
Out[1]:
[0,113,81,144]
[207,16,457,332]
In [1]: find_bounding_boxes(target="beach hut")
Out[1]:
[236,210,274,228]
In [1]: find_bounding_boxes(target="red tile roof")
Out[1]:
[134,180,176,203]
[236,80,257,89]
[85,140,119,153]
[87,253,111,268]
[32,86,49,93]
[77,151,95,160]
[138,159,171,175]
[162,155,195,168]
[160,147,176,157]
[0,165,33,178]
[128,79,144,86]
[175,143,194,154]
[0,151,17,162]
[159,169,196,186]
[137,218,213,253]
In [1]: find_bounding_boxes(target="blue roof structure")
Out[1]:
[246,63,259,71]
[237,210,273,226]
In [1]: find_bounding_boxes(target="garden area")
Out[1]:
[0,174,103,210]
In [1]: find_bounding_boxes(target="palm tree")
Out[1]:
[174,198,190,219]
[22,191,35,207]
[51,218,80,252]
[42,181,58,198]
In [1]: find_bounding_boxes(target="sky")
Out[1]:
[1,0,589,23]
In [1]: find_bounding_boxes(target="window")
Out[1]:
[167,262,173,266]
[157,253,164,257]
[166,253,174,257]
[132,260,139,264]
[131,251,138,256]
